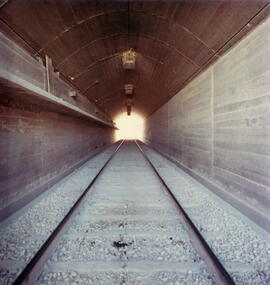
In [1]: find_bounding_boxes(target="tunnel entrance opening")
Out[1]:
[114,113,144,141]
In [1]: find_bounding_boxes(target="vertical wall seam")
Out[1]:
[211,67,214,178]
[40,117,47,193]
[167,103,169,152]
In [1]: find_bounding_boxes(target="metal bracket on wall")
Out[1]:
[45,55,53,93]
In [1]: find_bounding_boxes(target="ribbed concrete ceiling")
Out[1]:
[0,1,269,118]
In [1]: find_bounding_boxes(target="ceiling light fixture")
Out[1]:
[124,84,134,95]
[122,49,136,70]
[126,98,133,116]
[126,105,131,116]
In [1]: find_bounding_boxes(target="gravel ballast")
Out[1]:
[142,144,270,285]
[0,145,117,284]
[37,142,215,284]
[2,141,268,284]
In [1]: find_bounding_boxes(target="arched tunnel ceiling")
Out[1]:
[0,0,269,118]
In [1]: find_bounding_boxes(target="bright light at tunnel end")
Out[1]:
[114,113,145,141]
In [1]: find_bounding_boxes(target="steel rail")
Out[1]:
[135,140,236,285]
[13,140,124,285]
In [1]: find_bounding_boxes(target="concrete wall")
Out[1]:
[0,100,114,221]
[0,31,111,125]
[144,17,270,230]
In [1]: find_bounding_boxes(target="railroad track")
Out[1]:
[10,140,236,285]
[1,140,269,284]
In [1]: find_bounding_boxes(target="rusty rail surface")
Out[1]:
[13,140,124,285]
[135,140,236,285]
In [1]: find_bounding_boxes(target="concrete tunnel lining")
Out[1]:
[0,0,269,231]
[0,2,270,283]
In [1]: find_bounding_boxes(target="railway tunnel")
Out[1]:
[0,1,270,284]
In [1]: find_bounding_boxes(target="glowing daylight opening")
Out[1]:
[114,113,145,141]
